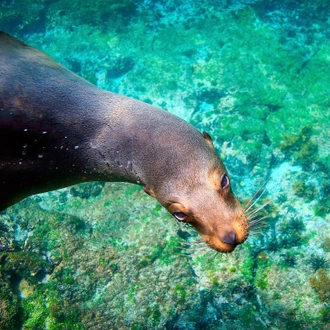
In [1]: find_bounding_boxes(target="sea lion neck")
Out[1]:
[90,92,218,187]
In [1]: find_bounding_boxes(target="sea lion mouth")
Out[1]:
[201,231,247,253]
[203,238,237,253]
[196,216,250,253]
[214,243,237,253]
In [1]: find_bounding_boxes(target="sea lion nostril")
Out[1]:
[221,231,237,245]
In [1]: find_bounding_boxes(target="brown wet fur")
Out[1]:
[0,31,249,253]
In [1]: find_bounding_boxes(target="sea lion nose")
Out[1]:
[221,231,237,246]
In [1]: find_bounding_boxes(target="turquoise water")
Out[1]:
[0,0,329,328]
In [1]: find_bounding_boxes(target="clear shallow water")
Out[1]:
[0,1,329,329]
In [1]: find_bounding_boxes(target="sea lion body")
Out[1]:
[0,31,248,252]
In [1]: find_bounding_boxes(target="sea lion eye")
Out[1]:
[221,174,230,190]
[173,212,187,222]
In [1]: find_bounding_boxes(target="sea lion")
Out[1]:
[0,31,248,253]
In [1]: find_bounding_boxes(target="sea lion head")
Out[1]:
[143,131,249,253]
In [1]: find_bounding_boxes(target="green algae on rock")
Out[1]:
[310,269,330,303]
[0,284,19,329]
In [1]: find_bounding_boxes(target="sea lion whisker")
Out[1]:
[177,243,205,250]
[244,176,271,213]
[244,188,266,213]
[186,240,205,245]
[195,246,211,251]
[249,216,269,227]
[177,237,204,245]
[249,224,268,231]
[194,245,212,252]
[208,251,219,260]
[191,251,206,258]
[176,247,194,252]
[176,250,191,255]
[250,224,268,230]
[183,245,206,250]
[194,247,215,257]
[180,245,210,252]
[246,205,270,220]
[249,231,264,236]
[214,252,222,260]
[246,212,262,221]
[246,200,271,218]
[179,253,192,257]
[244,188,267,215]
[248,213,269,222]
[186,250,207,257]
[177,241,203,247]
[250,228,264,232]
[176,246,197,252]
[249,231,263,236]
[249,219,269,227]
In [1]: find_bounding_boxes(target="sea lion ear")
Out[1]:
[143,186,156,198]
[202,131,214,148]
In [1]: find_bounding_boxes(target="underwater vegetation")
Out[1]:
[309,269,330,303]
[315,178,330,218]
[280,126,319,170]
[309,254,329,273]
[70,182,105,200]
[0,0,330,328]
[292,180,318,201]
[0,0,138,36]
[250,214,307,254]
[321,237,330,252]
